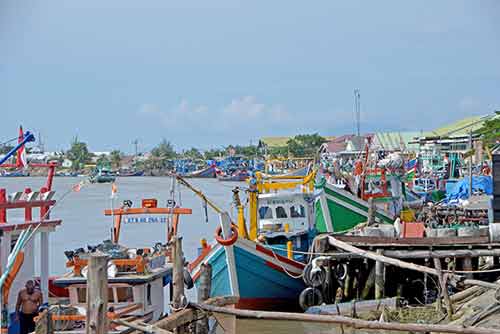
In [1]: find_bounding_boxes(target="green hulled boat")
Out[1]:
[315,181,395,233]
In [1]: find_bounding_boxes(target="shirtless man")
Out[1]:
[15,280,43,334]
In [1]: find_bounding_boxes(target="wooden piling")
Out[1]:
[196,263,212,334]
[172,236,185,310]
[434,258,453,320]
[463,256,473,279]
[367,198,375,225]
[375,249,385,299]
[86,253,109,334]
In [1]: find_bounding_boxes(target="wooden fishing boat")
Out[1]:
[185,171,318,310]
[189,213,306,311]
[216,170,249,182]
[183,165,216,178]
[48,199,193,333]
[89,168,116,183]
[118,170,144,177]
[315,180,395,233]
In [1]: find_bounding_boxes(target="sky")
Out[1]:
[1,1,499,153]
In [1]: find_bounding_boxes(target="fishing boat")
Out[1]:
[0,169,29,177]
[184,164,216,178]
[185,171,317,310]
[117,169,145,177]
[315,176,395,233]
[216,170,249,182]
[49,198,193,333]
[89,167,116,183]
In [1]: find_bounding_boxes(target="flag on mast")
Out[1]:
[111,182,118,199]
[16,126,28,168]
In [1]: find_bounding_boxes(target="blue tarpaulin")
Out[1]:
[445,176,493,202]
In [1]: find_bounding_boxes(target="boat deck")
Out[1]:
[54,265,173,286]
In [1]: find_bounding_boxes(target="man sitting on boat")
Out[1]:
[15,280,43,334]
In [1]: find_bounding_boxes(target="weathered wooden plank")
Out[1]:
[86,254,109,334]
[191,302,500,334]
[335,235,489,246]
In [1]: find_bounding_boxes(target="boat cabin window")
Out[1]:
[290,205,305,218]
[275,206,288,219]
[259,206,273,219]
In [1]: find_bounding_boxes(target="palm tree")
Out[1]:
[110,150,123,169]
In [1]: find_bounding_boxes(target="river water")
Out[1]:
[0,176,242,275]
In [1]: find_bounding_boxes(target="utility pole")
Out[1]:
[132,139,139,157]
[354,89,361,137]
[469,130,473,198]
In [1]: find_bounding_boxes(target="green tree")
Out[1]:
[183,147,203,160]
[109,150,123,169]
[0,144,15,155]
[476,112,500,150]
[151,139,177,159]
[286,133,326,157]
[66,137,91,171]
[204,148,224,160]
[234,145,259,157]
[96,154,110,168]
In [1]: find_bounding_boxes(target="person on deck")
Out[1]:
[15,280,43,334]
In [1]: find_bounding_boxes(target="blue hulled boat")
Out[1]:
[190,213,305,310]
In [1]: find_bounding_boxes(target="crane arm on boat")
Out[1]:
[0,131,35,166]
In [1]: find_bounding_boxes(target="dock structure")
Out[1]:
[0,163,61,333]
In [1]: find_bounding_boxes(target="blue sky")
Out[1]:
[1,1,499,153]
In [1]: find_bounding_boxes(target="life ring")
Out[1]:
[215,224,238,246]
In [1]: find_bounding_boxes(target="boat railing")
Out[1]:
[66,256,150,276]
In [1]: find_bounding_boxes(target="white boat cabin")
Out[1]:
[257,192,314,233]
[54,266,170,323]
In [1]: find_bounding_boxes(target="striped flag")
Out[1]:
[16,126,28,168]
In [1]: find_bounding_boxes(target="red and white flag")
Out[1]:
[16,126,28,168]
[111,182,118,199]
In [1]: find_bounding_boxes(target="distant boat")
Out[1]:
[118,170,144,177]
[184,165,216,178]
[0,170,29,177]
[89,168,116,183]
[217,170,250,182]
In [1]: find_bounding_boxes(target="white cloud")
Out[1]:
[138,96,290,137]
[223,96,288,121]
[138,103,161,115]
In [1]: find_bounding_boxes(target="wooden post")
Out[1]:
[367,198,375,225]
[434,258,453,320]
[463,256,473,279]
[196,263,212,334]
[172,236,185,310]
[40,231,50,302]
[86,254,109,334]
[375,249,385,299]
[0,189,6,223]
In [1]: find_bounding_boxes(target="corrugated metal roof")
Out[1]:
[259,136,335,147]
[372,131,420,152]
[426,114,496,138]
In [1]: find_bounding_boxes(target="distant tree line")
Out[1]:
[1,133,327,172]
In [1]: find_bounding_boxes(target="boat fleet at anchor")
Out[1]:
[1,127,499,333]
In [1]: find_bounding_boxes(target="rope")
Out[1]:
[0,136,19,146]
[262,240,303,279]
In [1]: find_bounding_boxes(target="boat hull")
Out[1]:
[315,182,395,232]
[216,172,249,182]
[190,238,305,311]
[184,166,216,178]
